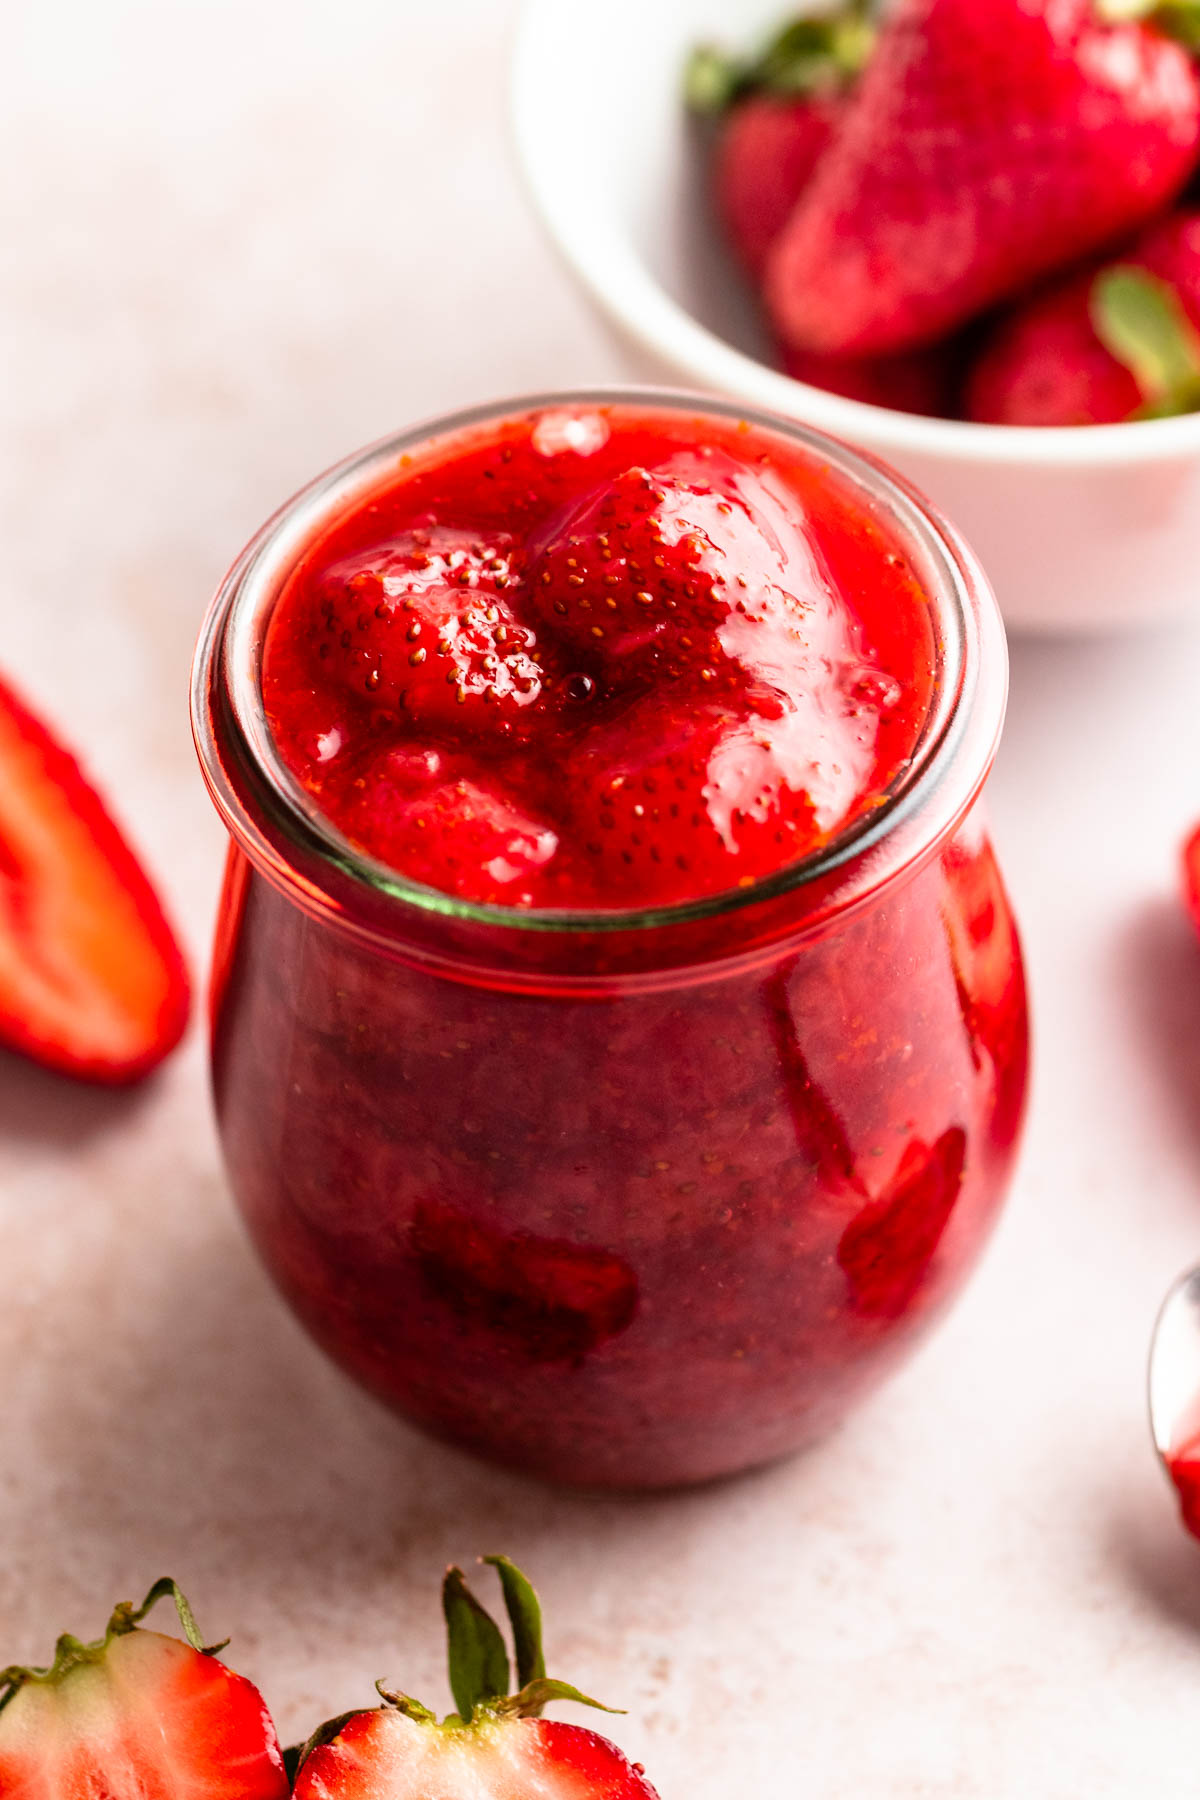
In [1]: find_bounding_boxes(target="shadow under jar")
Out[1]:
[192,390,1029,1490]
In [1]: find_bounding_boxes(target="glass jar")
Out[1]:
[192,391,1028,1490]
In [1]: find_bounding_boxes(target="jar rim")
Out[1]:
[191,386,1006,939]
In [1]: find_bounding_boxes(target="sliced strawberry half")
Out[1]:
[291,1558,659,1800]
[0,1578,288,1800]
[0,676,189,1083]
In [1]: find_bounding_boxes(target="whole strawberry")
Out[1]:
[766,0,1200,356]
[687,7,876,276]
[967,209,1200,423]
[0,1579,288,1799]
[291,1558,659,1800]
[0,674,190,1084]
[713,93,841,277]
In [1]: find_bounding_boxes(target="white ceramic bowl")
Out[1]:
[512,0,1200,633]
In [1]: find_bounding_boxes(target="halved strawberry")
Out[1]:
[291,1559,658,1800]
[0,1578,288,1800]
[309,528,545,732]
[0,676,189,1083]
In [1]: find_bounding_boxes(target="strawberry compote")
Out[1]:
[193,393,1028,1488]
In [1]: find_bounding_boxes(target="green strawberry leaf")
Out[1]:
[1095,0,1200,47]
[120,1577,216,1654]
[684,46,744,113]
[756,13,876,93]
[496,1677,625,1720]
[684,2,876,113]
[376,1684,437,1723]
[482,1556,546,1692]
[1091,266,1200,418]
[442,1566,510,1722]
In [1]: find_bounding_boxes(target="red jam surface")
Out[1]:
[210,404,1029,1488]
[262,408,935,909]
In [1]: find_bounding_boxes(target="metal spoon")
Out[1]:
[1149,1266,1200,1470]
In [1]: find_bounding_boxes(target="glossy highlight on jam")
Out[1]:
[198,396,1030,1489]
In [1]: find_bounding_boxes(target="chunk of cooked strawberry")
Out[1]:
[0,675,189,1083]
[0,1579,288,1800]
[291,1559,658,1800]
[563,685,886,907]
[412,1200,638,1363]
[526,452,836,698]
[311,528,545,731]
[837,1126,968,1318]
[338,745,558,905]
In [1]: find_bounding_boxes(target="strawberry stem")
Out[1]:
[375,1685,437,1723]
[1090,265,1200,418]
[118,1576,214,1652]
[289,1558,622,1784]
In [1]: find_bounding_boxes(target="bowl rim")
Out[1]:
[511,0,1200,471]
